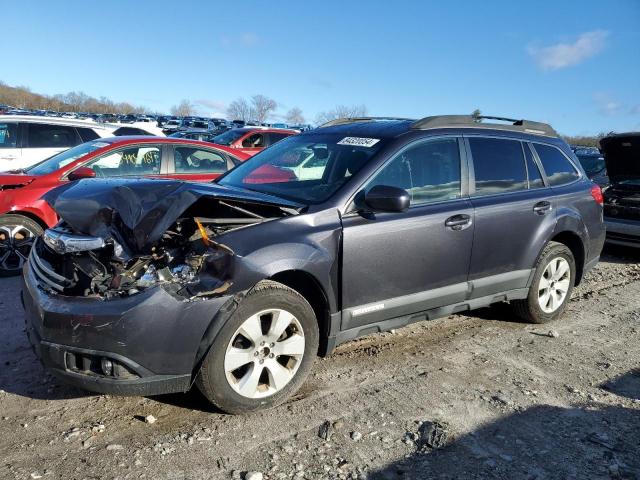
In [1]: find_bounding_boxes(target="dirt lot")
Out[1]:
[1,245,639,480]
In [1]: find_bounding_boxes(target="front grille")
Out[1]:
[29,240,74,292]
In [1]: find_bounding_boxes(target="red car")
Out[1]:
[210,127,297,156]
[0,136,249,275]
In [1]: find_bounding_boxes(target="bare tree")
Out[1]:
[170,100,195,117]
[285,107,305,125]
[250,95,277,123]
[315,104,368,125]
[226,98,253,122]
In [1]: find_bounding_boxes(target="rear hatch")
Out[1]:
[600,133,640,221]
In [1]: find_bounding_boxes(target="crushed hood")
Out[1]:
[600,133,640,185]
[43,178,302,254]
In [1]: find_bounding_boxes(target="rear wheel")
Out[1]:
[0,215,43,277]
[196,280,318,414]
[512,241,576,324]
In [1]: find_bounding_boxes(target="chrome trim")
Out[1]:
[30,246,68,282]
[43,229,105,254]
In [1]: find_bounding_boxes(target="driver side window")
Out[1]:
[86,146,161,177]
[365,138,462,206]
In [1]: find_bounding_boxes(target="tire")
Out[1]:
[0,214,44,277]
[196,280,319,414]
[512,241,576,324]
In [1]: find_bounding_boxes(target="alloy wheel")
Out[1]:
[537,257,571,313]
[0,224,37,271]
[224,308,305,399]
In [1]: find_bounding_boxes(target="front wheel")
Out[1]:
[512,241,576,324]
[0,214,44,277]
[196,280,319,414]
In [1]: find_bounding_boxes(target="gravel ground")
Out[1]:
[1,245,639,480]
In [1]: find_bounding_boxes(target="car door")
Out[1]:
[340,136,474,331]
[237,132,265,156]
[22,123,80,169]
[465,135,556,298]
[0,121,20,171]
[168,145,233,181]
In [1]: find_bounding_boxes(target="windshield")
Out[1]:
[577,154,606,176]
[26,141,110,175]
[218,133,387,204]
[212,129,246,146]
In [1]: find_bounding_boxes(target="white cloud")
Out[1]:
[528,30,608,71]
[220,33,259,48]
[594,93,623,116]
[240,33,259,47]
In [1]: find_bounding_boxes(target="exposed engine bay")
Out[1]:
[604,187,640,221]
[33,179,301,300]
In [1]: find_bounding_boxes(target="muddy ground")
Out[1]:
[1,245,639,480]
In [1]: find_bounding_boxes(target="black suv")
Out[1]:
[22,115,605,413]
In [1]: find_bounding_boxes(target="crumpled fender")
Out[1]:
[42,178,302,255]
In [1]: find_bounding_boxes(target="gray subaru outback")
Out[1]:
[22,115,606,413]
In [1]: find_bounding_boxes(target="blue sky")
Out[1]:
[4,0,639,135]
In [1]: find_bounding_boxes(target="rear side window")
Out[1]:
[524,143,545,189]
[268,133,290,145]
[26,124,78,148]
[0,123,18,148]
[174,147,227,173]
[534,144,580,186]
[77,127,100,142]
[470,137,527,196]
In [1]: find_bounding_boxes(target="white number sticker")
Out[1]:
[337,137,380,148]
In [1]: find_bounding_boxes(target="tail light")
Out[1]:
[590,184,604,205]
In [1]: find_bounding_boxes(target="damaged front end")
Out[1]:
[32,179,302,300]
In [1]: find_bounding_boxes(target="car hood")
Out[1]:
[0,173,37,189]
[43,178,303,254]
[600,133,640,185]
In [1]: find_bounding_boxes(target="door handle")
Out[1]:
[533,201,552,215]
[445,214,472,231]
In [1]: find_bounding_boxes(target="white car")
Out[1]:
[0,116,118,171]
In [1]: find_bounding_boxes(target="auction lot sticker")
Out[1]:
[337,137,380,147]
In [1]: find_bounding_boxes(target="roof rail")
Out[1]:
[318,117,412,128]
[410,115,558,137]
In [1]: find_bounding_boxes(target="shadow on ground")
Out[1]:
[370,371,640,479]
[601,369,640,401]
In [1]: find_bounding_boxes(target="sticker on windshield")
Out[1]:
[337,137,380,148]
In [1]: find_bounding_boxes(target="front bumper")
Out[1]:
[605,217,640,247]
[22,263,230,396]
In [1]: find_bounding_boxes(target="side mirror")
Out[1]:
[363,185,410,213]
[68,167,96,181]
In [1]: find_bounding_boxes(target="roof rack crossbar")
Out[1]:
[410,115,557,137]
[318,117,412,128]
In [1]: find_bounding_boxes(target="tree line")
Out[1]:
[0,81,150,114]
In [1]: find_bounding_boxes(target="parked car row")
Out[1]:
[0,137,249,275]
[16,114,619,415]
[0,115,164,171]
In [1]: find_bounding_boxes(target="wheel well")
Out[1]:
[2,211,48,230]
[269,270,331,357]
[550,231,585,285]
